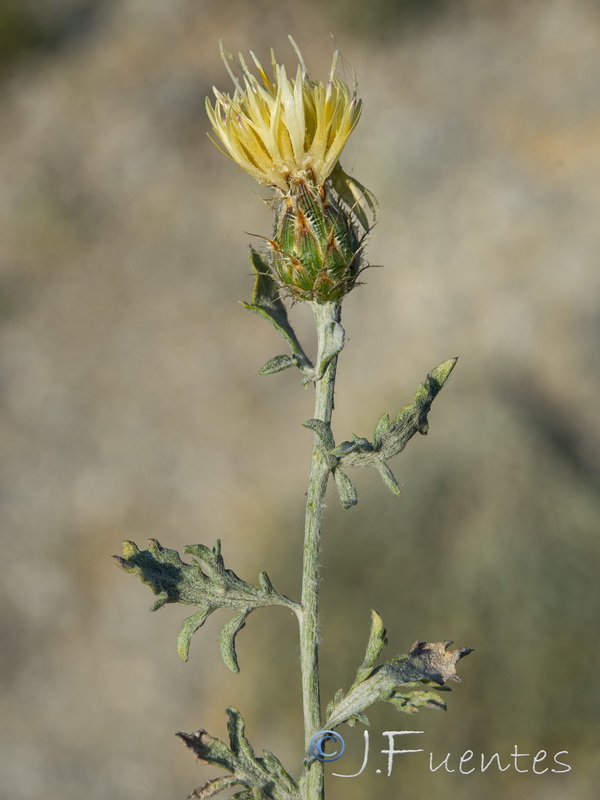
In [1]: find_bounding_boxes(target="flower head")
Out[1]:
[207,38,377,304]
[206,37,363,191]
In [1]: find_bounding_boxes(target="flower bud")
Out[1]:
[269,180,364,302]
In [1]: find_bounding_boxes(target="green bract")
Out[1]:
[269,181,365,302]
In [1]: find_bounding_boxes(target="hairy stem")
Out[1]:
[300,301,343,800]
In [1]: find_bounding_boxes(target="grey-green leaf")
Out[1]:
[333,469,358,508]
[324,640,472,730]
[177,607,211,662]
[241,248,312,374]
[355,610,388,684]
[388,690,448,714]
[379,357,458,460]
[374,461,401,496]
[310,300,345,380]
[219,611,250,673]
[178,708,301,800]
[302,418,336,451]
[258,354,296,375]
[115,539,299,669]
[373,412,390,449]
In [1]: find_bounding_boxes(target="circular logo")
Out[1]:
[309,730,345,762]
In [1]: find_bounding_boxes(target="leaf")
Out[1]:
[383,640,474,686]
[227,706,257,763]
[258,354,296,375]
[302,419,336,451]
[331,358,458,499]
[378,358,458,460]
[324,624,472,730]
[355,610,388,684]
[325,690,343,720]
[178,708,301,800]
[310,301,345,380]
[186,775,243,799]
[329,436,372,457]
[114,539,299,671]
[344,712,370,727]
[387,690,448,714]
[374,461,401,496]
[219,611,250,673]
[373,412,390,449]
[178,607,211,662]
[241,249,312,375]
[333,468,358,509]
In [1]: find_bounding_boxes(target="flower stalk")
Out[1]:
[299,302,342,800]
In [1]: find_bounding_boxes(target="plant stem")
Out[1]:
[300,301,343,800]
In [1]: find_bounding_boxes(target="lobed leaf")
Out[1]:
[330,358,458,500]
[323,614,472,731]
[114,539,299,671]
[178,708,300,800]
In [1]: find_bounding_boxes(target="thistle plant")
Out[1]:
[115,37,471,800]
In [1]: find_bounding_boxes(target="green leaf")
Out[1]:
[177,607,211,662]
[219,611,250,674]
[374,461,401,496]
[302,418,336,451]
[188,775,244,799]
[114,539,299,670]
[178,708,301,800]
[261,750,299,792]
[355,610,388,684]
[329,437,372,457]
[379,357,458,460]
[388,690,448,714]
[330,358,458,499]
[310,301,345,380]
[333,468,358,509]
[258,354,296,375]
[344,712,370,727]
[241,249,312,375]
[324,636,472,730]
[325,689,345,720]
[227,706,256,763]
[373,412,390,449]
[258,571,275,594]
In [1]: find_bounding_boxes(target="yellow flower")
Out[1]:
[206,37,363,192]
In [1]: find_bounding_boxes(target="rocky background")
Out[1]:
[1,0,599,798]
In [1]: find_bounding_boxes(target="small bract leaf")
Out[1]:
[241,248,312,374]
[258,571,275,594]
[375,461,401,496]
[330,437,372,457]
[388,690,448,714]
[345,712,370,727]
[355,610,388,683]
[315,315,344,379]
[303,419,336,450]
[333,469,358,509]
[258,354,296,375]
[373,412,390,449]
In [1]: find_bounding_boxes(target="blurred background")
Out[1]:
[1,0,599,798]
